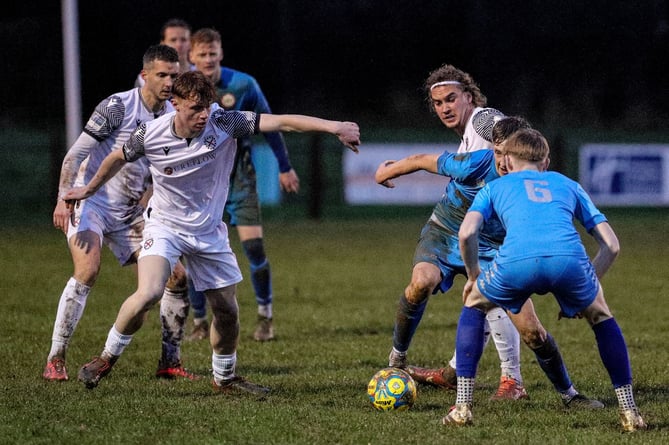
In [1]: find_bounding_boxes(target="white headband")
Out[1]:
[430,80,462,90]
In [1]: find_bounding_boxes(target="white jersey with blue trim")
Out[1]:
[78,87,174,221]
[123,108,258,235]
[457,107,505,153]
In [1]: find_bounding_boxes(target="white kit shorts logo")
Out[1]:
[143,238,154,250]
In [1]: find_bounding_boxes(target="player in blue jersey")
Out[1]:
[444,128,646,432]
[183,27,300,342]
[375,65,527,400]
[43,45,196,382]
[63,71,360,393]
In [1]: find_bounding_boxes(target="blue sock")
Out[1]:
[455,306,487,378]
[392,294,427,352]
[187,277,207,319]
[242,238,272,306]
[593,318,632,388]
[531,332,572,392]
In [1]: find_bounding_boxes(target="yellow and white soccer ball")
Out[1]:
[367,367,417,411]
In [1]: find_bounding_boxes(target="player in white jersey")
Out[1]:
[135,18,193,88]
[63,71,361,393]
[389,64,526,400]
[43,45,195,382]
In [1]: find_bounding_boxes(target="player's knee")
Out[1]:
[72,265,100,287]
[521,329,547,349]
[165,266,188,292]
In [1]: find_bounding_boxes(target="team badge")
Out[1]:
[144,238,154,250]
[162,146,170,155]
[164,167,173,175]
[220,93,236,109]
[204,135,217,150]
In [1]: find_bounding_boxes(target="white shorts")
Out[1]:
[139,219,243,292]
[67,199,144,266]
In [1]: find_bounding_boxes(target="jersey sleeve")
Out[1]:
[471,108,505,142]
[82,95,126,141]
[573,182,607,231]
[122,123,147,162]
[436,150,491,182]
[468,184,494,220]
[211,109,258,139]
[58,132,98,197]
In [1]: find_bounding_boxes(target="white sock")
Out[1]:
[193,317,207,326]
[258,303,272,319]
[486,307,523,384]
[48,277,90,360]
[212,352,236,384]
[103,325,133,358]
[615,384,637,411]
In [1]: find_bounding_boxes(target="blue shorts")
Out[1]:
[477,255,599,317]
[413,221,493,294]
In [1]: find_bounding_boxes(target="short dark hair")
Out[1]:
[492,116,531,145]
[172,71,217,105]
[160,18,191,41]
[143,44,179,68]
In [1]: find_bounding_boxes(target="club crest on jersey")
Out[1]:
[164,167,174,175]
[136,119,142,127]
[204,135,217,150]
[220,93,236,109]
[144,238,154,250]
[162,146,170,155]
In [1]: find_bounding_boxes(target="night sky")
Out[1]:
[3,1,669,133]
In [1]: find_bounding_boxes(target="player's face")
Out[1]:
[493,141,509,176]
[189,42,223,80]
[173,96,211,137]
[143,60,179,102]
[430,85,474,136]
[161,27,191,65]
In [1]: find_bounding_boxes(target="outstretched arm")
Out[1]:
[258,114,360,153]
[375,153,440,188]
[62,148,128,208]
[589,221,620,278]
[459,210,485,303]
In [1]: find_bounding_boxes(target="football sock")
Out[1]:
[187,277,208,319]
[159,287,189,365]
[103,325,133,358]
[48,277,90,360]
[593,317,632,387]
[449,321,490,370]
[392,293,427,352]
[242,238,273,306]
[455,306,487,378]
[530,332,573,393]
[615,384,638,411]
[455,376,476,405]
[258,303,272,319]
[486,306,523,384]
[212,352,236,383]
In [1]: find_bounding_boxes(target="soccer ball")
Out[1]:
[367,367,417,411]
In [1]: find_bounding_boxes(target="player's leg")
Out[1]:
[156,260,199,380]
[389,261,441,368]
[581,287,646,431]
[486,305,526,400]
[443,283,495,426]
[43,229,101,381]
[237,225,274,342]
[78,249,173,389]
[185,276,209,341]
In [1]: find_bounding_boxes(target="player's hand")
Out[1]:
[375,160,396,188]
[336,121,360,153]
[53,199,72,234]
[462,278,477,304]
[279,169,300,193]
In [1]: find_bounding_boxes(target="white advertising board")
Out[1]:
[579,144,669,206]
[343,143,457,204]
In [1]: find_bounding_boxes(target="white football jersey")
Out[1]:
[457,107,505,153]
[77,88,174,221]
[123,108,258,235]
